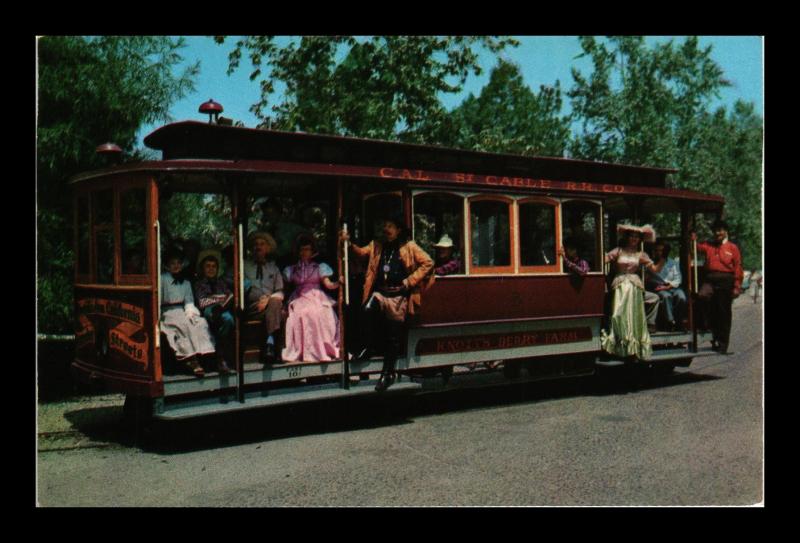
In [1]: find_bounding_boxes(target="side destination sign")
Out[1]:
[378,167,627,194]
[415,327,593,356]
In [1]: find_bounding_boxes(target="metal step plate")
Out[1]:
[154,380,421,420]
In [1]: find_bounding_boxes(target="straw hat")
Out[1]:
[247,231,277,252]
[196,248,223,277]
[433,234,454,248]
[616,223,656,243]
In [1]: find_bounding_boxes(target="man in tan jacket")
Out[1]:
[341,215,434,391]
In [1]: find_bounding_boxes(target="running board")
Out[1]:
[595,346,720,367]
[154,381,421,420]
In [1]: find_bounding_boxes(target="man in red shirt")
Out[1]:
[691,220,744,355]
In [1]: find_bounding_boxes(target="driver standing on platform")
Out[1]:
[341,215,434,392]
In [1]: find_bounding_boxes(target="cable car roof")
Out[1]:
[143,121,677,189]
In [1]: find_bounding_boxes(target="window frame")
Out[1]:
[118,184,152,285]
[467,194,516,275]
[412,190,467,277]
[74,192,92,284]
[559,198,604,274]
[516,196,561,274]
[74,177,154,288]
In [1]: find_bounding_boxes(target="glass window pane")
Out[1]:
[562,201,601,271]
[519,202,556,266]
[96,228,114,283]
[93,189,113,224]
[77,196,89,274]
[470,200,510,267]
[121,189,147,275]
[414,193,464,276]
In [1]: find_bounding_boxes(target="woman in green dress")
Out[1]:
[601,224,658,360]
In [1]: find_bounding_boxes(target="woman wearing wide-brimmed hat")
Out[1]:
[600,223,660,360]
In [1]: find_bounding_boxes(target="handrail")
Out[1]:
[155,219,161,349]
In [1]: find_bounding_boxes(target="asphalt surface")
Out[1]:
[37,295,763,507]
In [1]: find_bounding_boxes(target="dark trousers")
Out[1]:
[706,272,735,348]
[360,296,404,370]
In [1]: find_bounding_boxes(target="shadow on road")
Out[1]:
[62,367,724,454]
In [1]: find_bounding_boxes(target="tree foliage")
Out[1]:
[445,59,571,156]
[37,36,198,333]
[568,36,762,269]
[214,35,518,143]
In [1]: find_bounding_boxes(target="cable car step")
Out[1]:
[154,381,422,420]
[595,345,719,367]
[649,346,719,361]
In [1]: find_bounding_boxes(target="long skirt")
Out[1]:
[282,289,340,362]
[161,308,216,360]
[601,278,652,360]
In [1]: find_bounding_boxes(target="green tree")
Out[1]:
[37,36,199,334]
[214,35,518,144]
[568,36,762,268]
[445,59,571,156]
[679,102,763,269]
[568,36,730,167]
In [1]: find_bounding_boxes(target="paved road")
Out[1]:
[37,297,763,506]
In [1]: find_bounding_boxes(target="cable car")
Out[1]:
[70,106,725,422]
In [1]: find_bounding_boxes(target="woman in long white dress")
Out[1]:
[600,224,659,361]
[160,251,216,376]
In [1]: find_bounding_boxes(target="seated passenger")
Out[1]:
[646,240,687,331]
[194,250,234,374]
[433,234,461,276]
[243,232,284,364]
[160,251,216,377]
[281,234,341,362]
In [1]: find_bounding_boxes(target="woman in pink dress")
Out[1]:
[281,234,341,362]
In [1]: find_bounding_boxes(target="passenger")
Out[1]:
[281,234,341,362]
[194,250,234,374]
[646,240,687,331]
[243,232,285,364]
[160,251,216,377]
[558,237,590,278]
[691,220,743,355]
[600,224,660,361]
[432,234,461,276]
[341,214,434,391]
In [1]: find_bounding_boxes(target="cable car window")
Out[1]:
[93,190,114,283]
[414,193,464,275]
[470,198,511,269]
[94,189,114,225]
[95,228,114,284]
[120,188,147,275]
[76,195,90,275]
[561,200,601,272]
[519,200,557,269]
